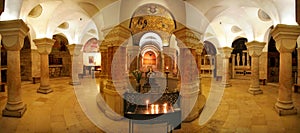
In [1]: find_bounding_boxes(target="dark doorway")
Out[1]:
[267,37,279,83]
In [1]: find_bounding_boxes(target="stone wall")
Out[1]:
[20,49,32,80]
[259,52,268,80]
[49,50,71,77]
[31,49,40,78]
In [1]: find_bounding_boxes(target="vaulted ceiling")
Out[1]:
[0,0,297,49]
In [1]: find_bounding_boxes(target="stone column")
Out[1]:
[67,44,83,85]
[163,47,176,76]
[231,54,236,78]
[237,53,240,66]
[127,46,140,72]
[196,44,204,76]
[196,44,203,94]
[246,51,250,67]
[246,41,266,95]
[219,47,233,87]
[0,20,29,117]
[271,24,300,115]
[100,45,108,79]
[34,38,55,94]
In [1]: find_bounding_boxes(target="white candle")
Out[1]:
[163,103,167,113]
[146,100,149,110]
[151,104,155,114]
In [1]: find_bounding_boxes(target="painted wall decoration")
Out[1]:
[83,38,99,52]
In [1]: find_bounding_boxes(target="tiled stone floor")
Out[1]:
[0,77,299,133]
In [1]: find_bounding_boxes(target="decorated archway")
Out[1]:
[97,3,205,125]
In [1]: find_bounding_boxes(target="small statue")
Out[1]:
[145,67,154,84]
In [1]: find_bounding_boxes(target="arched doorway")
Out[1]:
[142,50,157,67]
[231,38,251,79]
[201,41,217,77]
[82,38,100,76]
[20,36,32,81]
[49,34,71,77]
[267,37,279,83]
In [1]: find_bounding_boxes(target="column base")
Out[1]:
[248,87,263,95]
[37,86,53,94]
[274,105,297,116]
[2,104,27,118]
[69,81,81,85]
[221,82,232,88]
[274,100,297,116]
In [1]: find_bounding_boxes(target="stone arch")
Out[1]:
[82,38,100,75]
[49,34,71,77]
[139,32,163,49]
[129,3,177,32]
[129,3,177,47]
[231,37,248,66]
[201,41,217,77]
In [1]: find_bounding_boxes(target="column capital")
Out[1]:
[218,47,233,59]
[0,19,29,51]
[271,24,300,53]
[33,38,55,55]
[67,44,83,56]
[246,41,266,57]
[173,27,201,48]
[196,43,204,55]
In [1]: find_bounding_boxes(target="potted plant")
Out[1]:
[132,69,142,92]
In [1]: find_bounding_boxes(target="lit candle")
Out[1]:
[166,66,169,70]
[163,103,167,113]
[151,104,155,114]
[146,100,149,110]
[145,110,149,114]
[155,104,159,114]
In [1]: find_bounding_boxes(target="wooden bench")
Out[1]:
[0,82,5,92]
[32,77,40,84]
[294,84,300,93]
[259,79,266,85]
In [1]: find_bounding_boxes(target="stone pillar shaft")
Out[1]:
[40,54,49,87]
[67,44,82,85]
[6,51,24,110]
[251,56,260,88]
[222,57,230,85]
[232,54,235,78]
[279,52,293,101]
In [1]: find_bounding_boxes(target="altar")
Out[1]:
[124,91,181,133]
